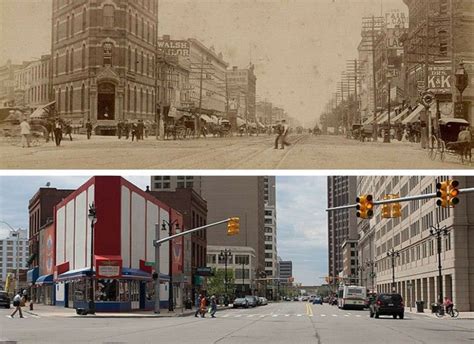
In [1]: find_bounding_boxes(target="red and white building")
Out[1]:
[53,176,183,312]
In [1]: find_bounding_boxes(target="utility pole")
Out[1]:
[197,55,204,138]
[429,224,451,314]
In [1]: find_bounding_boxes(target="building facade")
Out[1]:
[150,176,202,195]
[358,175,474,312]
[149,187,208,301]
[51,0,159,133]
[341,239,359,285]
[227,65,257,122]
[327,176,358,289]
[263,176,278,299]
[14,55,51,109]
[207,245,257,297]
[278,260,292,280]
[0,229,29,291]
[0,60,22,107]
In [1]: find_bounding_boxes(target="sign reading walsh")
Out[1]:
[157,40,190,57]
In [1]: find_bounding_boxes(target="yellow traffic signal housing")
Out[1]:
[356,194,374,219]
[227,217,240,236]
[447,180,460,207]
[391,201,402,218]
[436,181,449,208]
[382,195,391,218]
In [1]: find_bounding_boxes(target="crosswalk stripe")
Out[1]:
[332,314,338,317]
[321,314,327,317]
[285,314,290,317]
[259,315,265,318]
[297,314,302,317]
[309,314,313,317]
[344,315,349,317]
[234,315,242,318]
[222,314,230,318]
[247,314,255,317]
[272,314,279,317]
[356,315,361,317]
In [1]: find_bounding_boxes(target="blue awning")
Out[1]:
[121,268,169,282]
[27,267,39,284]
[56,268,92,281]
[35,274,53,285]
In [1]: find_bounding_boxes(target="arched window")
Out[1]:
[65,87,69,113]
[146,90,149,113]
[56,20,60,43]
[83,7,87,30]
[71,12,74,36]
[56,53,59,76]
[135,12,138,35]
[141,51,144,74]
[103,5,114,28]
[134,48,138,72]
[145,21,149,42]
[128,10,132,32]
[70,48,74,73]
[66,16,70,38]
[82,44,86,70]
[141,17,144,38]
[57,88,61,113]
[140,88,143,113]
[65,49,69,74]
[144,54,148,76]
[70,86,74,113]
[127,84,130,112]
[81,84,85,111]
[134,86,137,113]
[128,46,131,71]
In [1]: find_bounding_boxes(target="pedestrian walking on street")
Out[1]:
[117,121,123,139]
[200,294,207,318]
[280,119,291,149]
[131,122,138,141]
[10,292,24,318]
[45,120,52,142]
[65,121,73,141]
[138,120,145,140]
[210,295,217,318]
[274,121,282,149]
[195,294,202,317]
[86,119,93,140]
[53,118,62,146]
[124,120,130,139]
[19,118,31,148]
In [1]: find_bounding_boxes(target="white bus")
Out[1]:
[337,285,366,310]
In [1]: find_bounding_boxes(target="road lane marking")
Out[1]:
[234,315,242,318]
[332,314,338,317]
[321,314,327,317]
[344,314,349,317]
[297,314,302,317]
[222,314,230,318]
[272,314,279,317]
[285,314,290,317]
[259,315,265,318]
[247,314,255,318]
[356,315,361,317]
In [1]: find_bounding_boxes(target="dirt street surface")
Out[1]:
[0,134,471,169]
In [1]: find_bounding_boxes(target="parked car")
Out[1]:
[369,293,404,319]
[0,291,10,308]
[323,296,330,303]
[259,297,268,305]
[233,298,249,308]
[245,295,258,307]
[313,297,323,305]
[301,296,309,302]
[293,296,299,301]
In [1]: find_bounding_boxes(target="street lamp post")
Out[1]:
[365,260,376,292]
[429,224,451,315]
[387,249,400,292]
[219,249,232,305]
[87,203,97,314]
[162,219,180,312]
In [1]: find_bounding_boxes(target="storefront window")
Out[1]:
[74,280,86,302]
[96,279,118,301]
[119,281,130,302]
[146,281,154,301]
[130,281,139,302]
[67,282,75,305]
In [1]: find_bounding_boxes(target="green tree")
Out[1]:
[207,268,235,298]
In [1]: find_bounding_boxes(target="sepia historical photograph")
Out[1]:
[0,174,473,343]
[0,0,473,169]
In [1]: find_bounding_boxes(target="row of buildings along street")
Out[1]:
[327,175,474,312]
[0,0,299,140]
[0,176,300,312]
[321,1,473,149]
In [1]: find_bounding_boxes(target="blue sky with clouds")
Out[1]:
[0,175,327,285]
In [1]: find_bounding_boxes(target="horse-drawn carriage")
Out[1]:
[428,118,472,164]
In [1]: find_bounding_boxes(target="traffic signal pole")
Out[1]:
[153,217,236,314]
[326,187,474,212]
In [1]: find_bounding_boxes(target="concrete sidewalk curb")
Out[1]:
[404,308,474,320]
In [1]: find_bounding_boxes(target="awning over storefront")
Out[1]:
[56,268,91,281]
[121,268,170,282]
[36,274,53,285]
[402,104,424,124]
[30,101,56,119]
[257,121,265,128]
[392,108,409,123]
[27,267,39,284]
[236,117,246,127]
[376,111,388,124]
[362,114,375,125]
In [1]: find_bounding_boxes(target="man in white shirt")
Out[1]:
[10,292,24,318]
[20,118,31,148]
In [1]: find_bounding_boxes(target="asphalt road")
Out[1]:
[1,302,473,344]
[0,134,469,169]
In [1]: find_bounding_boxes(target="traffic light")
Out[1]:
[227,217,240,236]
[356,194,374,219]
[391,200,402,218]
[447,180,460,207]
[381,195,391,218]
[436,181,449,208]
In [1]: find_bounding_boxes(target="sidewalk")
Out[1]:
[405,307,474,320]
[23,303,232,318]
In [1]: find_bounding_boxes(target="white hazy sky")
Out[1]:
[0,0,407,126]
[0,175,328,286]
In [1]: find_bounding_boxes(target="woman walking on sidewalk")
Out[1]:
[200,294,207,318]
[194,294,202,317]
[210,295,217,318]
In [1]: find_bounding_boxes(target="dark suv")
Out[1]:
[370,293,404,319]
[0,291,11,308]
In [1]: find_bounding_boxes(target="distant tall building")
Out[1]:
[357,175,474,312]
[263,177,278,299]
[327,176,358,288]
[278,260,292,280]
[201,176,265,295]
[51,0,159,133]
[0,229,28,289]
[14,55,51,109]
[150,176,202,195]
[226,65,257,123]
[0,60,22,107]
